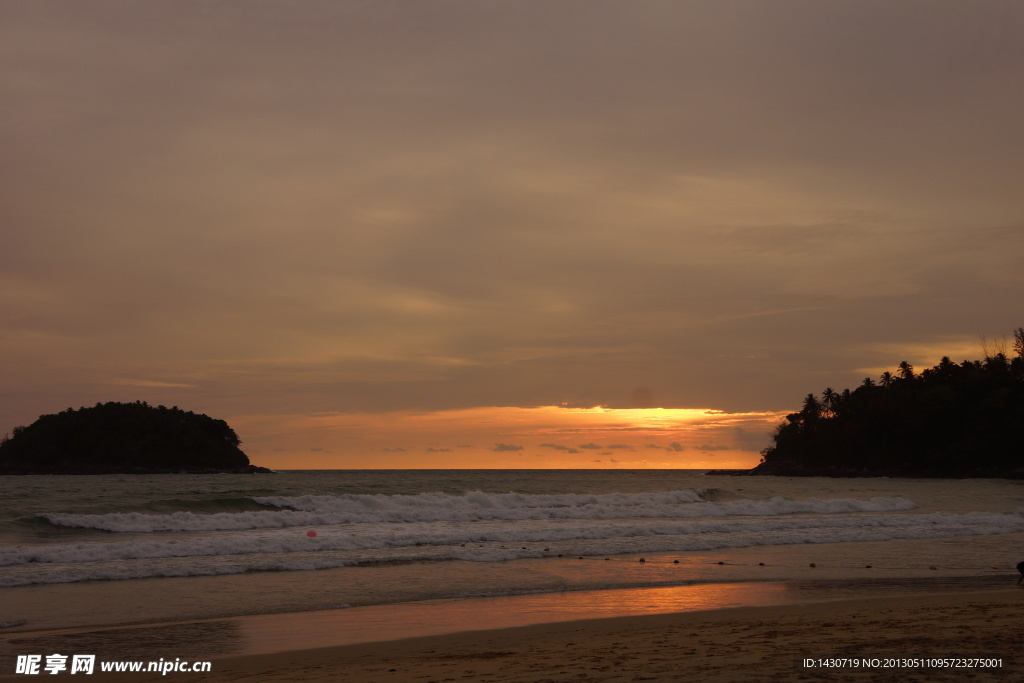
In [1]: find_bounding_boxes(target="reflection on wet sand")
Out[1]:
[235,582,794,655]
[1,575,1009,663]
[235,575,1009,656]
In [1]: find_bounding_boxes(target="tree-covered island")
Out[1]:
[747,328,1024,478]
[0,401,272,474]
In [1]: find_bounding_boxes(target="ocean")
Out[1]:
[2,470,1024,652]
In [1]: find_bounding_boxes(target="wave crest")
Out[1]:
[38,491,914,533]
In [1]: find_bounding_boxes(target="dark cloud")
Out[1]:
[491,443,524,452]
[539,443,580,453]
[643,442,692,452]
[1,1,1022,456]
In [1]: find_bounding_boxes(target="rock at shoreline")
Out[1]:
[0,401,272,475]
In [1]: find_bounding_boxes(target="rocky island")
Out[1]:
[0,401,272,474]
[724,328,1024,479]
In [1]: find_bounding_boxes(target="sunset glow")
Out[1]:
[231,405,787,469]
[2,2,1022,470]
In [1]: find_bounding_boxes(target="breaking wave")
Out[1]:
[39,490,914,532]
[3,508,1024,586]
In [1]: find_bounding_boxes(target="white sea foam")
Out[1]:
[39,491,915,532]
[2,509,1024,587]
[9,473,1024,591]
[7,508,1023,569]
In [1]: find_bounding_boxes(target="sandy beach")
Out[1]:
[6,588,1018,682]
[4,472,1024,681]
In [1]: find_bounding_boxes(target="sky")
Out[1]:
[2,1,1023,469]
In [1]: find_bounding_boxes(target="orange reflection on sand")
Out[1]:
[235,582,793,655]
[576,582,790,615]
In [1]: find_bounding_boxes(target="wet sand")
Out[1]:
[4,588,1020,681]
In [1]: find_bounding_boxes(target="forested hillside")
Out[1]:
[0,401,268,474]
[753,328,1024,478]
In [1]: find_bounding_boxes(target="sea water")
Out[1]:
[2,470,1024,634]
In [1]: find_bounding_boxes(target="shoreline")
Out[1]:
[3,576,1018,663]
[5,587,1019,681]
[221,589,1021,681]
[3,533,1018,636]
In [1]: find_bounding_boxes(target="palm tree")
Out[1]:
[879,371,894,387]
[897,361,915,380]
[800,393,822,422]
[821,387,838,415]
[935,356,956,379]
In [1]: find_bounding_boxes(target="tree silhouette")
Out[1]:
[897,360,915,380]
[800,393,822,421]
[754,328,1024,478]
[0,401,265,474]
[821,387,839,415]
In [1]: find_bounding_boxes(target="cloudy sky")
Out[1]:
[3,1,1022,469]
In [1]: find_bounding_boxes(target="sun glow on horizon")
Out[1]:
[230,405,787,470]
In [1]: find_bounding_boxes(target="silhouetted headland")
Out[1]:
[713,328,1024,479]
[0,401,272,474]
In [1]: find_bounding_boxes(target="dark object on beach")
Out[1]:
[0,401,272,474]
[639,558,645,563]
[1016,561,1024,586]
[748,328,1024,478]
[809,563,816,568]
